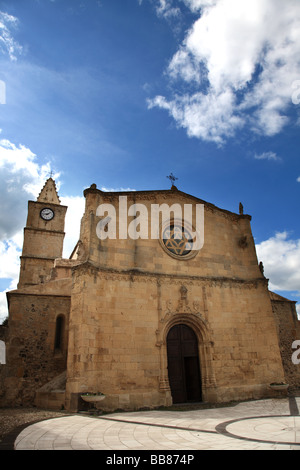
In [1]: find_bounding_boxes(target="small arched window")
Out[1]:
[54,315,64,352]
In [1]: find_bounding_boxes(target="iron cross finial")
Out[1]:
[167,173,178,187]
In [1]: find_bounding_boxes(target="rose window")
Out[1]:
[162,224,195,257]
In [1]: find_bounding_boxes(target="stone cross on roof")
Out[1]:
[167,173,178,188]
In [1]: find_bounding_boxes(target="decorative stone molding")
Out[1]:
[155,284,216,395]
[164,285,208,321]
[72,261,267,290]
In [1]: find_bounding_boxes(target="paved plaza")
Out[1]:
[12,397,300,451]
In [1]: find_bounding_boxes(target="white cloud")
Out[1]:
[0,234,22,281]
[101,187,136,192]
[167,47,203,83]
[0,11,22,61]
[149,0,300,144]
[297,177,300,183]
[182,0,218,11]
[148,88,244,144]
[256,232,300,294]
[0,233,22,322]
[0,138,55,241]
[254,152,281,162]
[61,195,85,258]
[155,0,181,19]
[256,231,300,318]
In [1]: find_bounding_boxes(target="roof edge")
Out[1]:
[269,291,297,303]
[83,184,251,220]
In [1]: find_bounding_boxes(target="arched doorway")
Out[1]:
[167,324,202,404]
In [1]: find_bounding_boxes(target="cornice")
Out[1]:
[72,260,267,288]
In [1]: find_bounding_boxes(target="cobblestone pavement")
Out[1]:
[14,398,300,451]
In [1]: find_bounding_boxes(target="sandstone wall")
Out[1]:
[0,293,70,406]
[65,265,286,412]
[79,188,262,281]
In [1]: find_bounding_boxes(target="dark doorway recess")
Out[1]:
[167,324,202,404]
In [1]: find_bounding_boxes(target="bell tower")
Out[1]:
[18,178,67,287]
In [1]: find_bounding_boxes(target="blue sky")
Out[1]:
[0,0,300,321]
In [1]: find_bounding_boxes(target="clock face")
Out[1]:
[40,208,54,221]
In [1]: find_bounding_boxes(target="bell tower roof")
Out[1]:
[37,178,61,205]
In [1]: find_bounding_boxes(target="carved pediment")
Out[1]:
[162,285,208,326]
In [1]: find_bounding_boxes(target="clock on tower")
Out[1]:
[18,178,67,287]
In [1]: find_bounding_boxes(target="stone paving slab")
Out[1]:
[14,398,300,451]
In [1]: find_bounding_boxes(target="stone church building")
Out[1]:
[0,178,299,412]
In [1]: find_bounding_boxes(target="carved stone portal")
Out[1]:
[156,284,216,399]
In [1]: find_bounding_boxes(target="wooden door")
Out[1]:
[167,324,202,404]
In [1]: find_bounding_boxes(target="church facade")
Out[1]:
[0,178,299,412]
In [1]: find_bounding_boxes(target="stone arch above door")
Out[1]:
[156,310,216,402]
